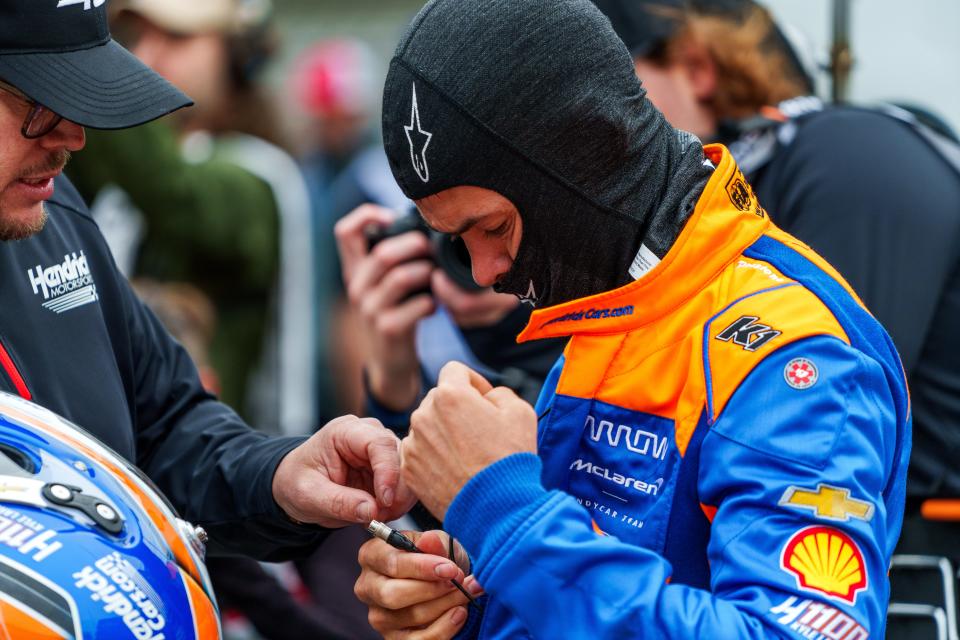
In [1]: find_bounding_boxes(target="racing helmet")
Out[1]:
[0,391,221,639]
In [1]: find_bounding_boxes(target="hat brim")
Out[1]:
[0,39,192,130]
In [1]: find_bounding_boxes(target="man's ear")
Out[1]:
[680,40,717,103]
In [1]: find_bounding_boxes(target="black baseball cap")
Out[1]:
[0,0,192,130]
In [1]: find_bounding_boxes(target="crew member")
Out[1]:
[0,0,412,562]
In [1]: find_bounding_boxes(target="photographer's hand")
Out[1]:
[431,270,518,329]
[335,205,437,411]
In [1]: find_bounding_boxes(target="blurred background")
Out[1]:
[270,0,960,144]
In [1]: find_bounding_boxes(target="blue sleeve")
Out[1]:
[444,336,900,639]
[533,355,564,417]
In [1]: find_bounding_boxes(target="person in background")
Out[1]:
[292,39,379,204]
[132,280,221,394]
[288,38,381,423]
[592,0,960,565]
[67,0,316,437]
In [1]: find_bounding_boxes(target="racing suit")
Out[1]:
[0,176,327,560]
[444,145,911,639]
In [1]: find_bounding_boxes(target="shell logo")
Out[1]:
[780,526,868,604]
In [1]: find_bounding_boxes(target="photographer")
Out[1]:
[335,202,562,428]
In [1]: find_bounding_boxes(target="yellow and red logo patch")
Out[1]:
[781,526,868,604]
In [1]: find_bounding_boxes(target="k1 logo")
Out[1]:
[715,315,781,352]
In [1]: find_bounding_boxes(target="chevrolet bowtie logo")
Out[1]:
[779,484,874,522]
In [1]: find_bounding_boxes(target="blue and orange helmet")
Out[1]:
[0,391,221,639]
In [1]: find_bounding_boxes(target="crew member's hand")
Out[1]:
[335,204,436,411]
[431,270,518,329]
[402,362,537,520]
[273,415,416,527]
[356,529,482,640]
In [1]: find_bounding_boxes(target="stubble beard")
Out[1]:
[0,203,49,241]
[0,149,69,241]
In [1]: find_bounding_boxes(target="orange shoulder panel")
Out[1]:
[764,226,867,310]
[705,280,850,422]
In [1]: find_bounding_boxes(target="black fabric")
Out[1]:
[0,176,328,560]
[747,106,960,500]
[381,0,712,308]
[461,303,565,402]
[0,0,190,129]
[207,556,346,640]
[589,0,683,57]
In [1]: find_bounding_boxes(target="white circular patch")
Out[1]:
[784,358,819,390]
[50,484,72,501]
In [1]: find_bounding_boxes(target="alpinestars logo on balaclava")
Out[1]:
[381,0,713,308]
[404,83,432,182]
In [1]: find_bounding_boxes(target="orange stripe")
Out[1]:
[0,598,67,639]
[183,567,221,639]
[0,404,203,585]
[759,105,789,122]
[921,499,960,522]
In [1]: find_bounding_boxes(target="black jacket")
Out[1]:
[748,106,960,501]
[0,176,327,559]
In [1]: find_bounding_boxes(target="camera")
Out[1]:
[365,211,483,293]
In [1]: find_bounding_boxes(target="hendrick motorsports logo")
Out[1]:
[74,552,166,640]
[57,0,105,9]
[26,251,99,314]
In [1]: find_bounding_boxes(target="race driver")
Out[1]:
[353,0,912,638]
[0,0,412,561]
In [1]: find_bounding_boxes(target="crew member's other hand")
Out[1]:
[356,529,482,640]
[335,204,436,411]
[431,270,518,329]
[273,416,416,527]
[402,362,537,520]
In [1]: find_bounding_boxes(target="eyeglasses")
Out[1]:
[0,80,64,139]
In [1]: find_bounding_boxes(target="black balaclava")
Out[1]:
[382,0,713,308]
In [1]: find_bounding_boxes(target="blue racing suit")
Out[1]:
[444,145,911,639]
